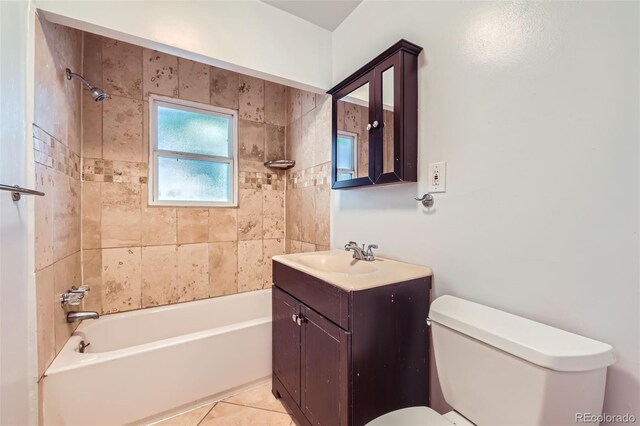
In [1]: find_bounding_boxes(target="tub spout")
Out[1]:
[67,311,99,323]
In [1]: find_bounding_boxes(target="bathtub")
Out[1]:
[43,289,272,425]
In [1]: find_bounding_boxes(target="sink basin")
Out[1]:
[296,254,378,275]
[273,250,432,291]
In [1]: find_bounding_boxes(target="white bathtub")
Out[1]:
[43,289,272,425]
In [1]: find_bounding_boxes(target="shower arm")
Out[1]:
[66,68,94,90]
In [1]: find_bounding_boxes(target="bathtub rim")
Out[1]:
[80,288,272,330]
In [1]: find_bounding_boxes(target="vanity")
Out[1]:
[271,250,432,426]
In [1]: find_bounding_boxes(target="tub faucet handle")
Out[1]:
[61,286,91,306]
[61,293,81,306]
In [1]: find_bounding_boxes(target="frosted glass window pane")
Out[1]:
[157,105,231,157]
[157,156,230,202]
[337,135,353,169]
[337,172,353,181]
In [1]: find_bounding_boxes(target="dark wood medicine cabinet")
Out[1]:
[327,39,423,189]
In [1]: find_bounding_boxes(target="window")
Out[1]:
[149,95,238,207]
[336,131,358,181]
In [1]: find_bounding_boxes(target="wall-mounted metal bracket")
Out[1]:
[415,193,434,208]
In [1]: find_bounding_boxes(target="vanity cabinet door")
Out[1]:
[273,287,302,406]
[300,305,350,426]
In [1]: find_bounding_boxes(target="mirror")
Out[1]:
[336,82,369,181]
[382,66,395,174]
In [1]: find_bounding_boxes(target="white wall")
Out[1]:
[331,0,639,419]
[35,0,332,91]
[0,1,38,424]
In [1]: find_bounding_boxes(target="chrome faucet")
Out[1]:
[60,286,90,306]
[345,241,366,260]
[344,241,378,261]
[67,311,99,323]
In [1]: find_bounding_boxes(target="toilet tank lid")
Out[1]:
[429,295,615,372]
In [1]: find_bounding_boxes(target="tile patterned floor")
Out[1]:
[152,383,294,426]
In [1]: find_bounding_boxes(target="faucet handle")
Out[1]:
[364,244,378,261]
[61,293,83,306]
[61,286,90,306]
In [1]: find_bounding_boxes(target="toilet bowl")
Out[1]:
[367,295,615,426]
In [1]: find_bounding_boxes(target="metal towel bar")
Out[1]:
[0,184,45,201]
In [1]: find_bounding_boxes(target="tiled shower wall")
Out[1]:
[33,17,83,379]
[80,34,289,314]
[284,91,332,253]
[33,21,332,383]
[78,33,331,315]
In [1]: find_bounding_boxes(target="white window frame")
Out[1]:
[337,130,358,180]
[148,94,238,207]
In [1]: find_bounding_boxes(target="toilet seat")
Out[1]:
[367,407,453,426]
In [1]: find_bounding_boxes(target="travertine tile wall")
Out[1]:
[79,33,306,315]
[284,90,332,253]
[33,22,333,386]
[33,17,83,380]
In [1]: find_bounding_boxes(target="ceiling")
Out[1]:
[261,0,362,31]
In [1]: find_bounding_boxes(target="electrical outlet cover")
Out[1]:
[428,161,447,193]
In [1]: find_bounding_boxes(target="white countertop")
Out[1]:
[273,250,432,291]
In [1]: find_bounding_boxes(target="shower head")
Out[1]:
[66,68,109,102]
[88,86,109,102]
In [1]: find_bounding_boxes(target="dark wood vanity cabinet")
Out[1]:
[274,288,350,426]
[328,40,423,189]
[272,261,431,426]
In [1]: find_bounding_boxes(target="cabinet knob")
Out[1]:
[366,121,380,131]
[296,314,307,326]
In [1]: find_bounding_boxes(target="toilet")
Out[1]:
[369,295,615,426]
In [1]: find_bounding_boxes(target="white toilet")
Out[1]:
[369,295,615,426]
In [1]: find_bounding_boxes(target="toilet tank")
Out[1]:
[429,296,615,426]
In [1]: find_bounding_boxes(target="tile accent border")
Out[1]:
[240,171,285,190]
[33,124,81,180]
[286,162,331,189]
[82,158,148,184]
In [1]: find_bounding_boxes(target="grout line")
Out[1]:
[177,55,181,100]
[80,31,86,298]
[194,402,217,426]
[221,401,290,416]
[140,38,144,101]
